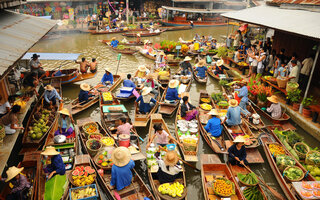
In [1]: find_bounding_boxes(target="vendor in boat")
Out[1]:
[101,68,114,86]
[22,71,39,96]
[110,37,119,48]
[266,95,282,119]
[29,53,45,77]
[123,74,136,88]
[89,58,97,73]
[155,51,166,69]
[136,33,141,43]
[165,80,181,103]
[0,105,24,135]
[223,99,247,127]
[75,57,89,74]
[55,108,74,137]
[42,146,65,179]
[155,150,182,184]
[144,73,163,99]
[147,123,182,148]
[194,59,207,79]
[228,136,248,166]
[44,85,62,107]
[116,117,133,136]
[234,80,250,116]
[0,166,30,200]
[213,60,229,76]
[78,83,95,104]
[205,109,222,138]
[136,65,148,79]
[180,56,193,76]
[136,87,157,114]
[110,147,135,191]
[181,96,198,121]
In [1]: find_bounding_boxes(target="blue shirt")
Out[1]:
[50,154,66,175]
[236,86,248,103]
[136,96,156,113]
[226,106,241,126]
[195,66,207,78]
[165,88,181,101]
[44,89,61,103]
[123,79,136,88]
[111,40,119,48]
[278,66,285,77]
[78,90,89,103]
[110,160,135,190]
[205,117,222,137]
[101,73,114,84]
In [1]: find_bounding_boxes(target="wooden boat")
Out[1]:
[101,40,138,55]
[262,141,316,200]
[139,49,157,61]
[138,49,182,66]
[161,19,227,27]
[123,30,165,37]
[90,29,128,35]
[43,68,97,85]
[147,114,187,200]
[192,70,208,84]
[161,26,192,31]
[100,39,146,46]
[207,67,229,81]
[201,154,245,200]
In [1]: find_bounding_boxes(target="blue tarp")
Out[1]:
[22,53,81,61]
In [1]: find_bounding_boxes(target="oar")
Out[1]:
[242,164,285,200]
[159,146,200,171]
[130,128,144,142]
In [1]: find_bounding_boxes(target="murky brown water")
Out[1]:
[30,27,320,200]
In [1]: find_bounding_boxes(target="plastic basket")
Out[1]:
[69,184,98,200]
[276,77,287,88]
[293,142,310,159]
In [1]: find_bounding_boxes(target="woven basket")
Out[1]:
[293,142,310,159]
[87,133,103,140]
[68,165,96,187]
[276,77,287,88]
[213,178,235,197]
[305,151,320,166]
[283,166,304,182]
[82,122,99,138]
[86,139,102,157]
[286,82,299,92]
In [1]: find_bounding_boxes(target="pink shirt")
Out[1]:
[156,130,169,145]
[117,123,133,135]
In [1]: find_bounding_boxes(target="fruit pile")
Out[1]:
[200,98,210,103]
[300,190,313,198]
[302,181,312,190]
[300,181,320,198]
[70,185,97,200]
[313,182,320,190]
[213,178,235,197]
[269,144,285,156]
[237,173,258,185]
[158,182,184,198]
[88,140,101,150]
[238,61,248,66]
[313,190,320,198]
[283,166,303,181]
[96,152,113,168]
[84,124,98,134]
[102,92,113,102]
[243,186,264,200]
[28,109,53,140]
[101,137,115,146]
[294,144,308,154]
[71,166,96,187]
[200,103,212,111]
[89,134,102,140]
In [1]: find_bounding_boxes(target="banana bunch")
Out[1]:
[158,182,184,197]
[200,103,212,111]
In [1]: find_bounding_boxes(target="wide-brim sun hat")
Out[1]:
[169,79,179,88]
[229,99,238,107]
[233,136,246,143]
[44,85,54,91]
[111,146,131,167]
[183,56,192,62]
[146,73,156,80]
[111,37,116,40]
[141,87,152,96]
[267,95,279,104]
[138,65,147,72]
[41,146,60,156]
[80,83,91,91]
[163,150,179,167]
[216,60,224,67]
[208,109,219,116]
[5,166,24,182]
[104,67,110,72]
[32,53,39,59]
[58,108,70,116]
[197,59,206,66]
[160,51,166,56]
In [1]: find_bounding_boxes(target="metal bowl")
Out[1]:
[54,135,66,144]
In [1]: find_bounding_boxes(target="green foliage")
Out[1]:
[211,92,226,103]
[301,96,314,107]
[44,175,66,200]
[217,46,228,58]
[219,79,229,88]
[286,89,301,103]
[117,45,125,50]
[160,40,181,52]
[254,34,264,41]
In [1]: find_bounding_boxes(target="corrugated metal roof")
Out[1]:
[0,10,56,78]
[222,5,320,41]
[172,0,221,2]
[22,53,81,60]
[162,6,233,13]
[268,0,320,5]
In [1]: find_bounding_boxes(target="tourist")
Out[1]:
[266,95,282,119]
[86,14,91,27]
[44,85,62,106]
[299,54,314,90]
[0,95,12,118]
[155,150,181,184]
[75,57,89,74]
[256,48,267,75]
[136,65,147,79]
[147,123,182,148]
[233,30,242,48]
[89,58,97,73]
[101,68,114,85]
[110,147,135,190]
[234,48,244,63]
[235,80,250,115]
[78,83,94,104]
[42,146,66,179]
[246,45,256,77]
[272,54,282,77]
[91,13,97,26]
[213,60,229,76]
[226,34,232,48]
[155,51,166,69]
[144,73,163,99]
[205,109,222,137]
[165,80,180,103]
[286,52,301,76]
[22,71,39,96]
[123,74,136,88]
[1,166,30,200]
[266,49,276,74]
[180,56,193,75]
[223,99,244,126]
[180,96,198,120]
[110,37,119,48]
[0,105,24,135]
[287,60,299,83]
[136,87,157,114]
[263,37,272,54]
[243,34,251,50]
[228,136,248,166]
[194,59,207,79]
[248,51,259,77]
[239,40,245,54]
[29,53,45,77]
[116,117,132,136]
[98,12,104,30]
[55,108,74,137]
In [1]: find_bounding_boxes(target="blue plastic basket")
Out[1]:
[69,184,98,200]
[166,144,176,151]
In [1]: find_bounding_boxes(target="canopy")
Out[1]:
[22,53,81,61]
[162,6,233,14]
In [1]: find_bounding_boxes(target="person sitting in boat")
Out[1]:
[139,23,143,29]
[209,38,217,49]
[165,80,181,103]
[144,74,163,99]
[228,136,248,166]
[0,105,24,135]
[78,83,95,104]
[155,51,166,69]
[266,95,282,119]
[22,71,39,96]
[181,96,198,121]
[44,85,62,107]
[194,59,207,79]
[136,87,157,114]
[116,117,133,137]
[136,65,147,79]
[180,56,193,76]
[89,58,98,73]
[110,147,135,191]
[55,108,74,137]
[147,123,182,148]
[119,20,125,30]
[0,166,30,200]
[123,74,136,88]
[110,37,119,48]
[42,146,65,179]
[75,57,90,74]
[223,99,247,127]
[234,80,250,116]
[155,150,182,184]
[101,68,114,86]
[29,53,45,77]
[205,109,222,138]
[213,60,229,76]
[148,25,154,33]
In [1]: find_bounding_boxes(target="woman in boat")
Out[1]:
[0,105,24,135]
[205,109,222,138]
[144,73,163,99]
[155,51,166,70]
[78,83,95,105]
[194,59,207,79]
[101,68,114,86]
[228,136,248,166]
[266,95,282,119]
[213,60,229,76]
[110,37,119,48]
[180,56,193,76]
[136,87,157,114]
[136,65,148,79]
[44,85,62,107]
[223,99,246,127]
[147,123,182,148]
[116,117,133,136]
[165,80,181,103]
[155,150,182,184]
[55,108,74,137]
[110,147,135,191]
[181,96,198,120]
[42,146,65,179]
[0,166,30,200]
[234,80,250,115]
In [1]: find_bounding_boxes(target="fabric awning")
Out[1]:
[22,53,81,61]
[162,6,233,14]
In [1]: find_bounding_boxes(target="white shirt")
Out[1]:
[0,101,10,114]
[156,159,181,175]
[289,65,299,83]
[300,57,313,76]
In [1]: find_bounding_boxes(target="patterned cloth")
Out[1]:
[267,103,282,119]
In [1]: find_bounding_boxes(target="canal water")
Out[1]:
[30,27,320,200]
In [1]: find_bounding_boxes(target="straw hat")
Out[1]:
[138,65,147,72]
[80,83,91,91]
[144,40,150,44]
[58,108,70,116]
[228,99,238,107]
[160,51,166,56]
[197,59,206,67]
[111,147,131,167]
[111,37,116,41]
[146,73,156,80]
[216,60,224,67]
[267,95,278,104]
[41,146,60,156]
[208,109,219,116]
[233,136,246,143]
[104,67,110,72]
[5,166,24,182]
[169,79,179,88]
[183,56,192,62]
[141,87,152,96]
[121,20,124,23]
[163,151,179,166]
[137,33,141,37]
[44,85,54,91]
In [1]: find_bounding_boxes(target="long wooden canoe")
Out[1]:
[147,114,187,200]
[43,68,97,85]
[192,70,208,84]
[90,29,128,35]
[138,49,183,66]
[101,39,145,46]
[101,40,138,55]
[207,67,229,81]
[123,30,165,37]
[161,26,192,31]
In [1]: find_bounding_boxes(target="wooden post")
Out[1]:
[126,0,129,25]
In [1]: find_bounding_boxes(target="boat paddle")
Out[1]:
[242,164,285,200]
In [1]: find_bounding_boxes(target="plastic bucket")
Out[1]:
[130,135,138,144]
[119,134,130,147]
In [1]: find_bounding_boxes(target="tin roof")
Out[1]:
[0,10,56,78]
[22,53,81,60]
[268,0,320,5]
[222,5,320,41]
[162,6,233,13]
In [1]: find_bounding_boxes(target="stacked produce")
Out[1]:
[243,186,264,200]
[101,137,115,146]
[200,98,210,103]
[200,103,212,111]
[300,181,320,198]
[238,61,248,67]
[146,143,159,169]
[158,182,184,197]
[70,185,97,200]
[273,129,299,160]
[28,108,54,140]
[96,149,113,168]
[71,166,96,187]
[176,119,198,153]
[294,143,309,159]
[237,173,258,186]
[102,92,113,102]
[269,144,285,156]
[88,134,102,140]
[213,178,235,197]
[83,123,98,136]
[283,166,304,181]
[276,154,296,171]
[211,92,227,104]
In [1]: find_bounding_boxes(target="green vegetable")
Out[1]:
[218,101,229,107]
[296,144,307,154]
[44,175,67,200]
[307,152,320,165]
[283,167,303,181]
[237,173,258,185]
[276,155,296,167]
[243,186,264,200]
[285,130,303,146]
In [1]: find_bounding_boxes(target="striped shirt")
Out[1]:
[267,103,282,119]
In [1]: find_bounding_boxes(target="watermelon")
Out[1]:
[85,166,91,171]
[88,169,95,174]
[72,169,79,176]
[75,167,81,171]
[79,171,84,176]
[84,171,88,177]
[98,160,103,164]
[80,166,84,171]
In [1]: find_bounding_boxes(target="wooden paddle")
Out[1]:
[242,164,285,200]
